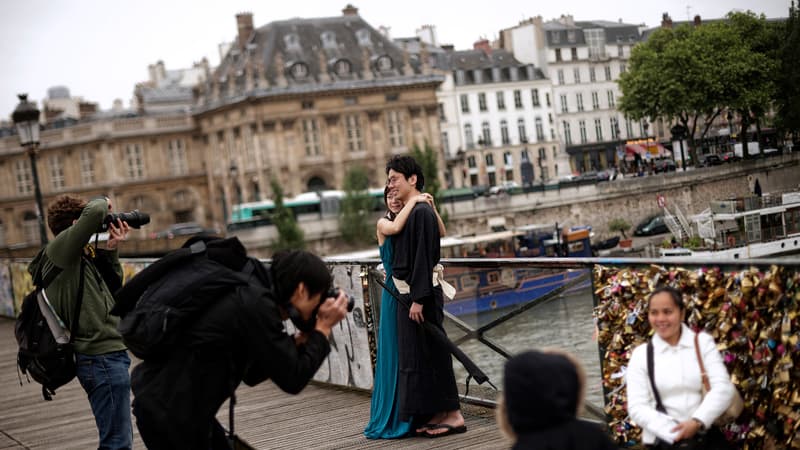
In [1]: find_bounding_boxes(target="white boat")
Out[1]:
[660,190,800,259]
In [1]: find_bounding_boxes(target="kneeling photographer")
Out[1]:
[27,195,138,449]
[115,237,350,450]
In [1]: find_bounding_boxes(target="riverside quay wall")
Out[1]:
[444,152,800,241]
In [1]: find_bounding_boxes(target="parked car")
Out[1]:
[721,151,741,163]
[653,159,677,173]
[489,181,520,195]
[633,215,669,236]
[699,154,723,167]
[151,222,221,239]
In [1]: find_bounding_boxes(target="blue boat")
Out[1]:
[441,225,593,317]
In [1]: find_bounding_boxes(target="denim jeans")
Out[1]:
[76,350,133,450]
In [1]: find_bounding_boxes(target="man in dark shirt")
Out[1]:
[129,245,349,449]
[386,155,465,438]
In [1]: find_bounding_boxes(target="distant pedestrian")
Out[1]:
[496,349,617,450]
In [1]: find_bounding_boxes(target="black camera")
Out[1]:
[326,287,355,312]
[98,210,151,232]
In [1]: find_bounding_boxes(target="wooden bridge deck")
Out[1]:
[0,319,505,449]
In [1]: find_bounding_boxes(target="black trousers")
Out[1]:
[646,427,733,450]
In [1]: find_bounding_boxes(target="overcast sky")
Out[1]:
[0,0,790,119]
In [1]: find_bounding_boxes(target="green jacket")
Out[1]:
[28,198,127,355]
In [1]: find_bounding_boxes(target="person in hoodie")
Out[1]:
[28,195,132,450]
[496,349,618,450]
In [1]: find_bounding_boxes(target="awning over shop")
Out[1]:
[624,142,671,161]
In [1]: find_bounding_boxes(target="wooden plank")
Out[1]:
[0,318,505,449]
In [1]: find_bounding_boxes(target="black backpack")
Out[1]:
[112,238,253,360]
[15,258,86,401]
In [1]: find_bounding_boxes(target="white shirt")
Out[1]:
[626,324,735,444]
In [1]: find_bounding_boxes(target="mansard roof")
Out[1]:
[543,19,642,47]
[197,12,441,110]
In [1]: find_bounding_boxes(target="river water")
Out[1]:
[445,287,605,411]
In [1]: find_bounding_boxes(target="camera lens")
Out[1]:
[327,288,355,312]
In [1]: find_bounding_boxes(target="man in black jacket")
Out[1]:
[129,242,349,449]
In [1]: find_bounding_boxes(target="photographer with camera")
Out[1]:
[126,241,350,450]
[27,195,134,449]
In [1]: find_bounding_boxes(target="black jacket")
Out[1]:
[130,255,330,449]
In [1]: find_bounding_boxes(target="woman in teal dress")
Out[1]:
[364,188,445,439]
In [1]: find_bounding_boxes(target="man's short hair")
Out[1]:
[47,195,88,236]
[270,250,332,302]
[385,155,425,191]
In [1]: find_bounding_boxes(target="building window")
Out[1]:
[572,48,579,60]
[538,147,546,162]
[611,117,619,139]
[607,90,616,108]
[301,100,314,110]
[545,93,551,107]
[535,118,545,141]
[618,45,624,58]
[465,124,474,149]
[302,119,322,155]
[518,119,527,143]
[460,94,470,113]
[387,111,405,147]
[573,68,581,84]
[589,67,596,82]
[488,171,497,187]
[513,90,523,109]
[585,28,606,58]
[48,154,65,190]
[579,120,588,144]
[552,146,558,159]
[80,149,94,186]
[481,121,492,146]
[595,118,604,141]
[620,62,626,73]
[441,131,450,154]
[504,151,513,166]
[548,113,553,124]
[438,103,446,121]
[604,65,612,81]
[531,89,540,107]
[486,153,495,167]
[551,31,560,44]
[167,139,188,175]
[592,91,600,110]
[496,92,506,111]
[555,49,562,62]
[345,115,363,152]
[478,93,487,112]
[0,220,5,247]
[470,173,479,186]
[125,143,144,180]
[640,120,647,137]
[625,117,634,138]
[576,93,584,112]
[467,155,477,168]
[563,121,572,145]
[23,211,39,244]
[557,70,565,85]
[15,159,32,195]
[506,169,514,181]
[560,94,568,113]
[500,120,510,144]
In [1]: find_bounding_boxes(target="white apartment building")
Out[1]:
[500,16,649,174]
[432,46,567,188]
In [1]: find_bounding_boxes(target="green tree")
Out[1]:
[619,15,777,163]
[338,166,374,245]
[410,141,448,223]
[270,178,304,251]
[776,1,800,140]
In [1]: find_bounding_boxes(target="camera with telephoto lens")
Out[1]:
[97,210,151,232]
[326,287,355,312]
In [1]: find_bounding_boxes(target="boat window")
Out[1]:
[568,241,584,254]
[487,272,500,284]
[460,274,480,290]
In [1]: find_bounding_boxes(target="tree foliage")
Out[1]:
[776,1,800,138]
[270,178,305,251]
[410,141,448,223]
[338,166,374,245]
[619,12,779,162]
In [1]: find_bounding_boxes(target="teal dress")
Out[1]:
[364,236,412,439]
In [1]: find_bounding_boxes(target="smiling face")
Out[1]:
[386,191,404,214]
[648,291,685,345]
[386,169,417,203]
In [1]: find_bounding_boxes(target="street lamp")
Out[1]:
[12,94,48,244]
[670,124,688,172]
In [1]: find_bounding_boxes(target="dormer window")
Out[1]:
[289,62,309,80]
[567,30,576,43]
[356,29,371,46]
[284,33,301,51]
[374,55,393,72]
[321,31,338,49]
[333,59,351,76]
[551,31,561,44]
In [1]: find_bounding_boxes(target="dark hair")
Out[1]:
[47,195,88,235]
[385,155,424,191]
[648,286,684,310]
[270,250,332,303]
[383,185,396,221]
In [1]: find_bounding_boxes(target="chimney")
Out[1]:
[693,15,702,26]
[473,38,491,54]
[236,13,254,49]
[342,4,359,16]
[661,13,673,29]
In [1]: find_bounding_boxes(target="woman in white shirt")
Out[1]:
[626,287,735,449]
